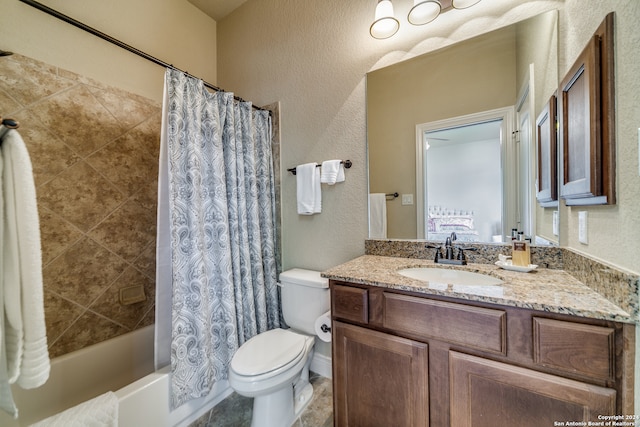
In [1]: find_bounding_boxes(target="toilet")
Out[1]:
[228,268,330,427]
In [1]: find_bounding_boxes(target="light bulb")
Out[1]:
[370,0,400,39]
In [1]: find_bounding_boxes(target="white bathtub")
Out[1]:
[116,363,231,427]
[0,325,232,427]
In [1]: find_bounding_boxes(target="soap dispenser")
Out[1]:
[511,232,531,267]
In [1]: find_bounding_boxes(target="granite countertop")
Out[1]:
[322,255,633,323]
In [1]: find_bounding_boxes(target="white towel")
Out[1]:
[368,193,387,239]
[320,160,345,185]
[0,146,18,418]
[30,391,119,427]
[1,130,50,414]
[296,163,321,215]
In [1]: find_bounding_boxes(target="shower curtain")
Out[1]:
[156,68,281,409]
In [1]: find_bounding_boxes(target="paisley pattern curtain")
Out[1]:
[157,68,280,409]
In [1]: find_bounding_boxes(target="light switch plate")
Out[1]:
[578,211,588,244]
[401,194,414,205]
[552,210,559,236]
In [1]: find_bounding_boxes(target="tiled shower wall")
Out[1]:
[1,53,283,360]
[0,53,161,358]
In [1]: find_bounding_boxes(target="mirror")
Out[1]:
[367,10,558,243]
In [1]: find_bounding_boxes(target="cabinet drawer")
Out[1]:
[332,284,368,324]
[533,317,615,381]
[382,292,506,354]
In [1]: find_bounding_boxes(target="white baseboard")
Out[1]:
[310,352,332,379]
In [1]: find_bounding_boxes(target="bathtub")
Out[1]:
[0,325,232,426]
[116,364,231,427]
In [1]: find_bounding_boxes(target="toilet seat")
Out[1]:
[231,329,307,378]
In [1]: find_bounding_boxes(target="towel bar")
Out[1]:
[287,159,352,175]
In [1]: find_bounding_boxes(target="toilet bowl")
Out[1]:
[228,269,330,427]
[229,329,315,427]
[229,328,314,397]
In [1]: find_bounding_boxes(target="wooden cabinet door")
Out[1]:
[333,321,429,427]
[559,34,601,202]
[558,13,615,205]
[450,351,616,427]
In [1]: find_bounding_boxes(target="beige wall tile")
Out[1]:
[89,198,156,263]
[43,237,129,307]
[38,161,125,232]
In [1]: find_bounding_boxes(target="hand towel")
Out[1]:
[296,163,321,215]
[320,160,345,185]
[368,193,387,238]
[30,391,119,427]
[0,146,19,419]
[1,129,50,392]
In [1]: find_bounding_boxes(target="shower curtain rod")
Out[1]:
[19,0,269,113]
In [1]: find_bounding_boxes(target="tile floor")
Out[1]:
[190,373,333,427]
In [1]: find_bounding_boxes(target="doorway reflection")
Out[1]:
[423,120,503,242]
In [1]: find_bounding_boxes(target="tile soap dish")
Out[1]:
[495,260,538,273]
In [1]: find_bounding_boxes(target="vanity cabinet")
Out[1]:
[331,281,634,427]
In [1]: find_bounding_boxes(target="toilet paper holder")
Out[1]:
[315,310,332,343]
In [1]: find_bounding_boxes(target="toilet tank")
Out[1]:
[279,269,329,335]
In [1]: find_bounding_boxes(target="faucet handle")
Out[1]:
[424,243,442,262]
[456,247,477,262]
[434,248,442,262]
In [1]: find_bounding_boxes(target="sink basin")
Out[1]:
[398,267,503,286]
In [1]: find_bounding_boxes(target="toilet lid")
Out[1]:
[231,329,307,376]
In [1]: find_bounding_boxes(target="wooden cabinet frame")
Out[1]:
[558,13,615,205]
[536,94,558,206]
[331,280,635,426]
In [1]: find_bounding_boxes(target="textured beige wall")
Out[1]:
[0,0,217,102]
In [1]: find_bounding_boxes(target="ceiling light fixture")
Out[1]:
[452,0,481,9]
[408,0,441,25]
[370,0,482,39]
[370,0,400,39]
